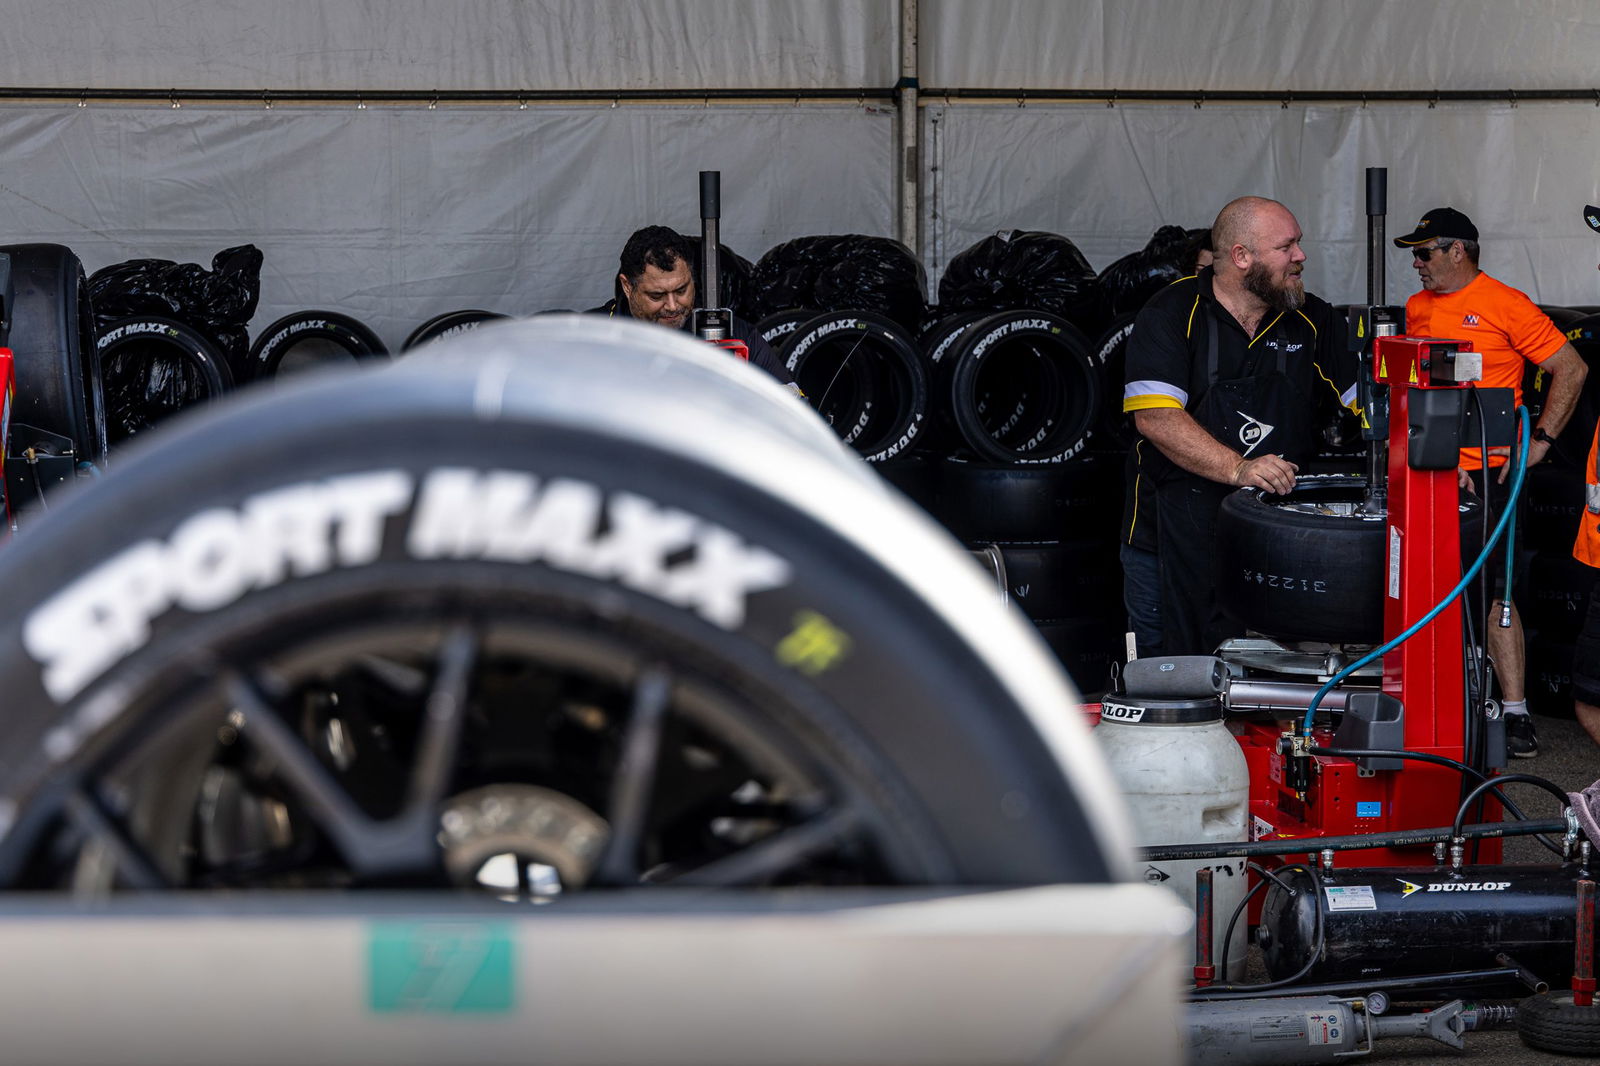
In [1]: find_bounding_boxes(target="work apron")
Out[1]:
[1154,313,1311,655]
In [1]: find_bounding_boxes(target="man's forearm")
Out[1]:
[1134,408,1242,484]
[1134,407,1300,494]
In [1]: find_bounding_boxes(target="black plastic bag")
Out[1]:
[88,245,263,372]
[681,236,756,321]
[1098,225,1211,317]
[938,230,1108,337]
[750,235,928,333]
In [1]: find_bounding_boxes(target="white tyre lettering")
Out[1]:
[328,471,414,565]
[24,541,170,702]
[407,468,534,559]
[244,483,339,585]
[169,509,253,612]
[588,493,696,594]
[501,478,605,569]
[661,525,791,629]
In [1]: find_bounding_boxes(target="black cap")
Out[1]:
[1393,207,1478,247]
[1584,205,1600,235]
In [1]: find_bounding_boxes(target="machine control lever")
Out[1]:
[1279,732,1313,795]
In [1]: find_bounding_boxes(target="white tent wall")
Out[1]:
[3,0,1600,347]
[0,103,895,348]
[923,0,1600,92]
[924,100,1600,309]
[0,2,896,90]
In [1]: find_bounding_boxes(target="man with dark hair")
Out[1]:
[1395,206,1589,757]
[600,226,796,388]
[1124,196,1358,656]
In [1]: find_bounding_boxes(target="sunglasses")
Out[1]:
[1411,242,1453,261]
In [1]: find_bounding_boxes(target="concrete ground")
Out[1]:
[1250,711,1600,1064]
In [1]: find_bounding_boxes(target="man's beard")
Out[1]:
[1244,261,1306,311]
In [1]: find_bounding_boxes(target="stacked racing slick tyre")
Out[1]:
[1521,462,1589,715]
[778,310,928,464]
[1089,312,1139,452]
[753,308,816,354]
[1,243,108,464]
[400,309,510,352]
[95,315,233,446]
[0,314,1135,895]
[928,310,1101,465]
[247,309,387,382]
[928,455,1124,696]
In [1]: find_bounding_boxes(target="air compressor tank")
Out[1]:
[1094,691,1250,979]
[1258,862,1594,992]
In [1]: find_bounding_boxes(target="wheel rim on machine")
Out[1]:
[1216,474,1484,645]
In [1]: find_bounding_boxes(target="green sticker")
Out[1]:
[368,922,515,1013]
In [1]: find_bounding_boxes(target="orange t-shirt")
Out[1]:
[1578,422,1600,569]
[1404,271,1567,469]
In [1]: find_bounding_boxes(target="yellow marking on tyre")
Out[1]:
[776,610,852,675]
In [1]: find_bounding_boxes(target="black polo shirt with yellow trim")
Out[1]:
[1122,268,1356,485]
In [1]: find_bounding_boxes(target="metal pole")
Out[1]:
[699,170,721,313]
[1365,167,1391,510]
[896,0,920,256]
[1366,167,1387,307]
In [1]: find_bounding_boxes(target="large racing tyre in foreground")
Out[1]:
[247,309,387,382]
[1216,475,1483,645]
[1,243,108,463]
[0,315,1134,895]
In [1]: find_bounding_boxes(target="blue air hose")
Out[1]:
[1299,406,1531,734]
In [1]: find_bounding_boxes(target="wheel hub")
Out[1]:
[439,784,611,897]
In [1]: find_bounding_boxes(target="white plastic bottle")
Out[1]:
[1094,694,1251,981]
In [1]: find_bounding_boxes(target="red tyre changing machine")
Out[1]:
[1230,319,1515,868]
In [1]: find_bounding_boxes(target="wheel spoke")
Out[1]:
[591,665,672,885]
[227,671,432,879]
[406,624,477,813]
[64,785,170,890]
[660,805,860,887]
[354,653,430,698]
